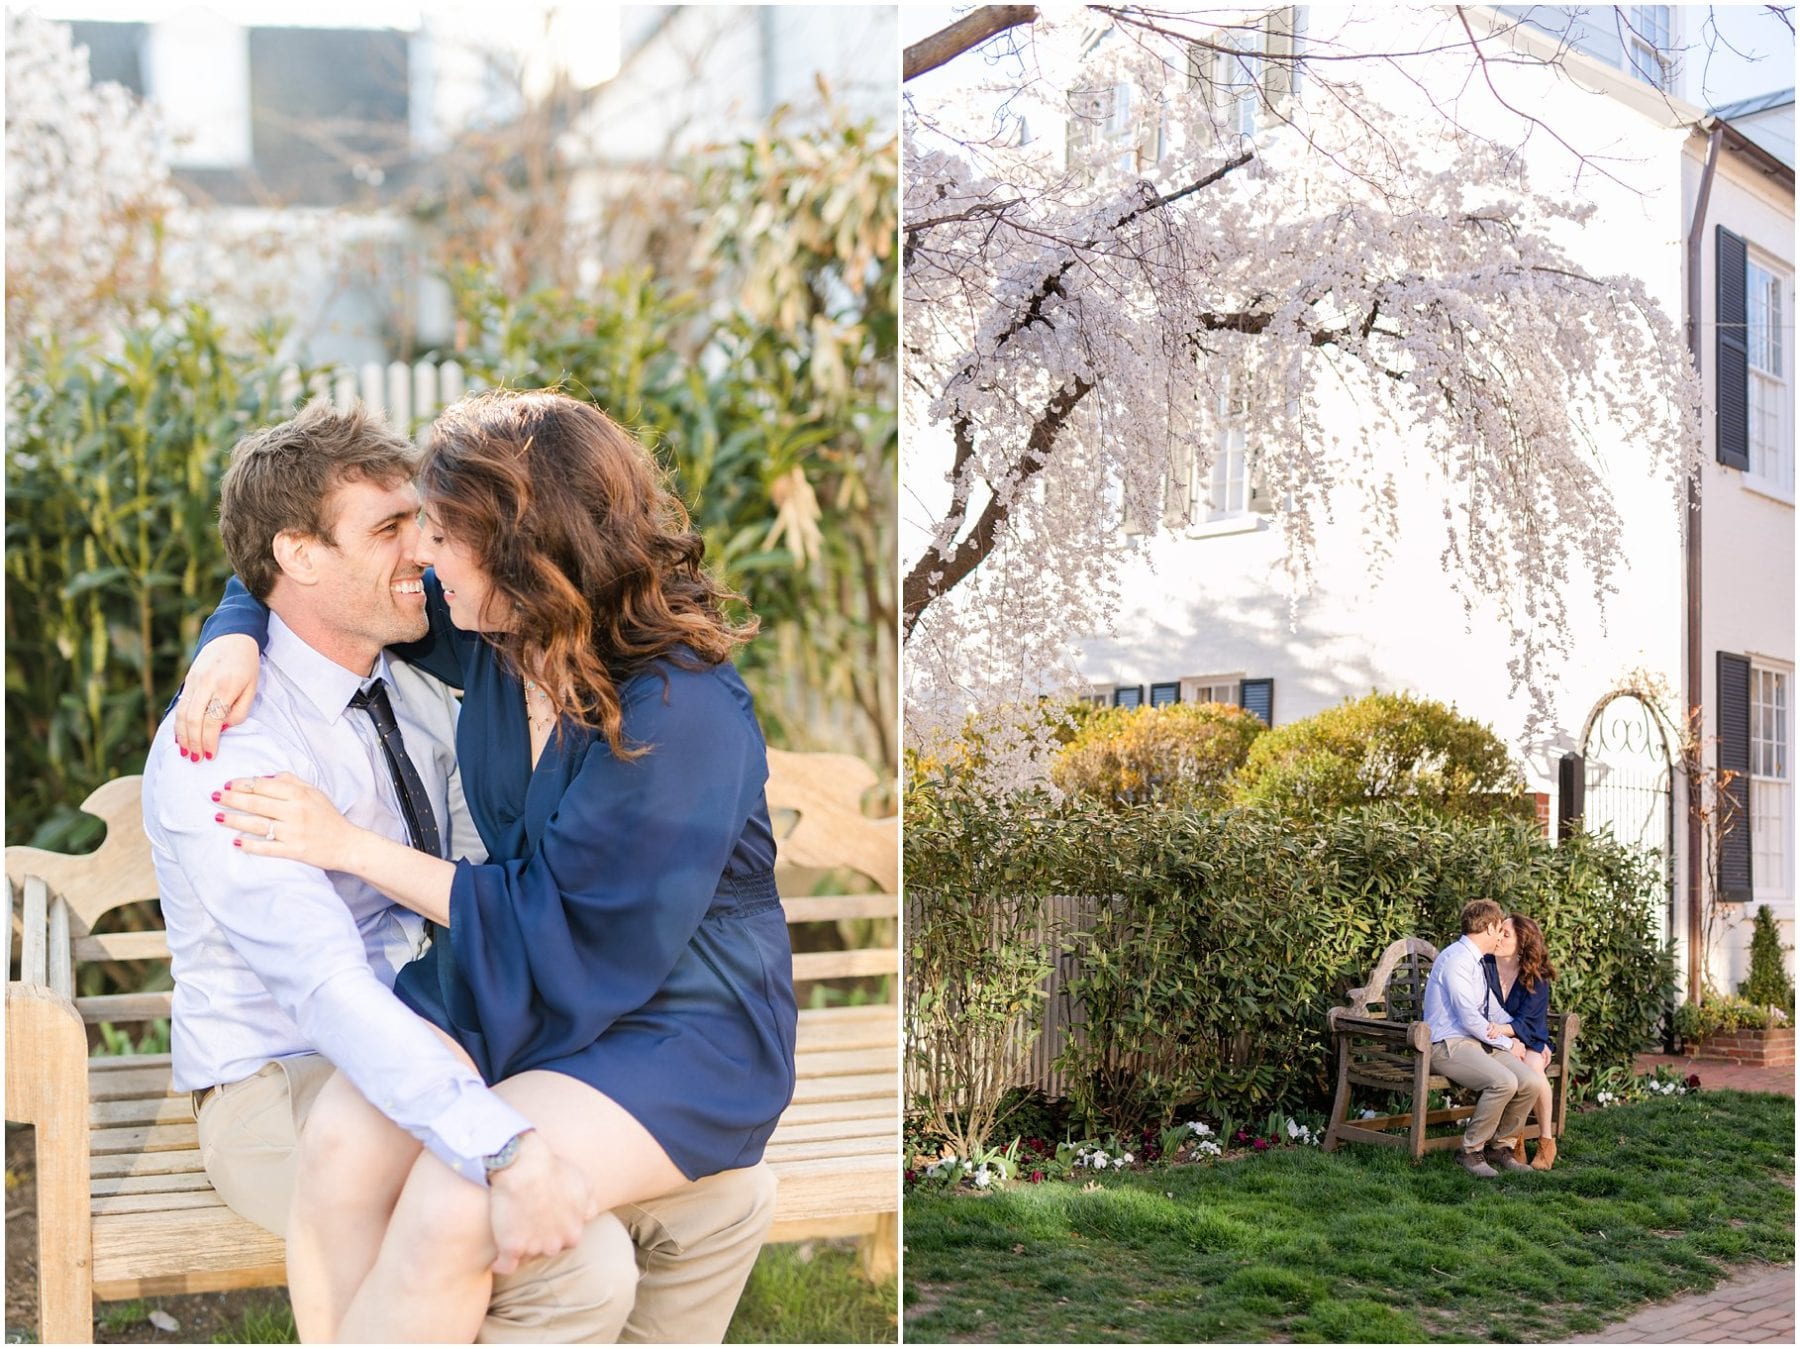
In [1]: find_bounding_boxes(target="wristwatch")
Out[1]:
[482,1129,532,1177]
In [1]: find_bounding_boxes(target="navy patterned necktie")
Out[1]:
[348,680,443,859]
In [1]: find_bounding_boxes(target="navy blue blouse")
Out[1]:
[202,574,799,1179]
[1482,954,1554,1054]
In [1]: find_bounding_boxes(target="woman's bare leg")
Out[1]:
[286,1025,475,1343]
[335,1072,686,1344]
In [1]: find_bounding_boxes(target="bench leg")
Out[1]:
[1322,1046,1353,1153]
[858,1212,897,1283]
[7,986,95,1343]
[1409,1054,1430,1164]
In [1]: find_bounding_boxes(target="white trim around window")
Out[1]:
[1751,659,1793,902]
[1745,254,1793,503]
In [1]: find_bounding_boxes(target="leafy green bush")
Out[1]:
[1738,904,1796,1014]
[903,779,1067,1160]
[5,310,301,848]
[1052,702,1266,808]
[1231,691,1532,820]
[904,792,1671,1135]
[1673,993,1787,1042]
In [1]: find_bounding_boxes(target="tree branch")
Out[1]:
[905,6,1040,83]
[903,376,1093,638]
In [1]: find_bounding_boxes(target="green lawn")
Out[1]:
[903,1091,1794,1343]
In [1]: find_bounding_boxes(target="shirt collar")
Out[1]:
[264,613,397,725]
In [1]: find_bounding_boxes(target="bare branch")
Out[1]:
[905,6,1041,83]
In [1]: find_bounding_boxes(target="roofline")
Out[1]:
[1695,117,1796,191]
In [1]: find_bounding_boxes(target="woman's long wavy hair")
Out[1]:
[1510,914,1557,993]
[419,388,756,759]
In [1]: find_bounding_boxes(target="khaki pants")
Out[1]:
[195,1055,775,1343]
[1427,1036,1548,1154]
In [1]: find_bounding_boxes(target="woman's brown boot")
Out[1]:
[1531,1136,1557,1171]
[1511,1134,1528,1166]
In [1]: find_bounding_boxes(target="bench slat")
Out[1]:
[789,1072,895,1104]
[791,949,898,981]
[91,1171,218,1198]
[91,1052,174,1073]
[21,875,48,987]
[90,1122,199,1157]
[767,1115,898,1146]
[77,993,173,1024]
[782,895,897,923]
[776,1096,895,1126]
[795,1046,898,1079]
[90,1149,205,1179]
[763,1134,896,1164]
[93,1190,226,1216]
[49,896,74,1001]
[789,1011,896,1052]
[91,1097,191,1128]
[88,1064,183,1102]
[73,931,173,963]
[91,1208,285,1298]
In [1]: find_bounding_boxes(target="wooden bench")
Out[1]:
[1321,937,1580,1162]
[6,749,897,1343]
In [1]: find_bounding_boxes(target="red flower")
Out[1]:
[1029,1169,1045,1183]
[1252,1137,1269,1151]
[1686,1073,1702,1090]
[904,1169,918,1185]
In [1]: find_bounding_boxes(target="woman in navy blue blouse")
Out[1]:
[184,390,797,1341]
[1483,914,1558,1170]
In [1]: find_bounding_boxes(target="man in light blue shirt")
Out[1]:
[147,401,775,1342]
[1420,898,1546,1177]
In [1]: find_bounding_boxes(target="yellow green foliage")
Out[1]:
[1052,702,1266,808]
[1233,691,1530,819]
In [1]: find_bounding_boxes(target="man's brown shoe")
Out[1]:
[1531,1136,1557,1171]
[1483,1145,1532,1173]
[1457,1149,1498,1178]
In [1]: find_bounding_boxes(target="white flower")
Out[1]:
[1187,1121,1213,1137]
[973,1166,992,1189]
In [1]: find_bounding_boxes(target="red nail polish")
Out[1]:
[211,791,221,803]
[214,812,224,823]
[232,838,242,848]
[204,752,213,761]
[178,747,188,760]
[222,780,233,791]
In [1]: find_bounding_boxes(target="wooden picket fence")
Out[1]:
[276,358,473,440]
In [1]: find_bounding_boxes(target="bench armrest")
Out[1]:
[1327,1009,1431,1054]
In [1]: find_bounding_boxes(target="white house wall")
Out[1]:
[1688,142,1797,994]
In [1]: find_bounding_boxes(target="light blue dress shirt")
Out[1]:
[1421,935,1516,1050]
[144,614,531,1184]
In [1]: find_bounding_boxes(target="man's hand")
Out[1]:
[487,1131,603,1276]
[1534,1046,1552,1071]
[1508,1041,1528,1061]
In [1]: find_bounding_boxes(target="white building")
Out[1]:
[1056,7,1793,998]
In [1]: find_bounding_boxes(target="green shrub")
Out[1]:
[1231,691,1532,820]
[1738,904,1795,1014]
[1673,993,1785,1043]
[1052,702,1265,808]
[5,309,301,849]
[904,792,1671,1135]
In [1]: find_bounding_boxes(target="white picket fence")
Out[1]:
[276,358,474,443]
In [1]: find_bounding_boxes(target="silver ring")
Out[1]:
[265,820,277,842]
[204,696,230,720]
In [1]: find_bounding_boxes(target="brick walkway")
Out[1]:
[1633,1052,1796,1096]
[1566,1054,1794,1342]
[1569,1264,1795,1343]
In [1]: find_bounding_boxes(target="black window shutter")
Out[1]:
[1716,652,1754,900]
[1149,681,1180,707]
[1114,685,1144,708]
[1716,226,1750,470]
[1240,677,1274,725]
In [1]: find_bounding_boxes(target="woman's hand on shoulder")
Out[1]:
[176,633,261,760]
[213,772,366,871]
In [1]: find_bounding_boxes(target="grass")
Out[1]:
[96,1302,148,1334]
[903,1090,1795,1343]
[214,1299,297,1344]
[728,1243,898,1342]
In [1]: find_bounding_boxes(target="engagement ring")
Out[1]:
[204,697,230,720]
[265,820,277,842]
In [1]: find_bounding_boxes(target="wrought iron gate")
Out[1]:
[1580,690,1677,944]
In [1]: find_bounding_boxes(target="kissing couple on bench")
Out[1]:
[1421,898,1561,1178]
[146,390,799,1342]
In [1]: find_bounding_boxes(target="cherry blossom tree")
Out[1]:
[902,5,1709,777]
[4,11,182,352]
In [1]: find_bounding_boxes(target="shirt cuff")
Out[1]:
[423,1092,536,1187]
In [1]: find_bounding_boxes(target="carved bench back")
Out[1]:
[1346,936,1441,1021]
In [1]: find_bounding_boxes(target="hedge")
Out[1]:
[904,787,1672,1140]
